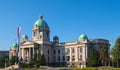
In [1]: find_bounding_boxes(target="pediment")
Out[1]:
[21,41,34,45]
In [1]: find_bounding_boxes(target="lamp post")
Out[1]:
[18,57,23,70]
[117,52,119,68]
[78,47,80,68]
[5,58,8,68]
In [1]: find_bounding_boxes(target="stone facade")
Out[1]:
[9,16,110,68]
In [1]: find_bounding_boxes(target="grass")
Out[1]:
[71,67,97,70]
[7,66,120,70]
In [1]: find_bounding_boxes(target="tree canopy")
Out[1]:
[87,49,101,67]
[111,37,120,67]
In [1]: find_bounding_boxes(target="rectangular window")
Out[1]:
[33,32,37,37]
[67,56,70,61]
[63,56,65,62]
[48,56,49,62]
[65,48,70,54]
[80,47,83,53]
[53,50,56,55]
[58,49,60,54]
[72,55,75,61]
[58,56,60,62]
[54,56,56,62]
[48,49,49,55]
[71,48,75,53]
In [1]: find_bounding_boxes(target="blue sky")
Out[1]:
[0,0,120,50]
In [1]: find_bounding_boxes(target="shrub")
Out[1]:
[71,67,97,70]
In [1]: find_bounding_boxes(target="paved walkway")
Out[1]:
[1,65,70,70]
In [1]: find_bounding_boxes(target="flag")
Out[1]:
[16,26,21,54]
[17,26,21,39]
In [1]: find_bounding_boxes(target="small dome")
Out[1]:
[13,43,17,49]
[34,16,49,28]
[78,34,88,41]
[22,35,28,39]
[53,35,59,40]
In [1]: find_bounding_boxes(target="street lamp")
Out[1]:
[18,57,23,70]
[5,58,8,68]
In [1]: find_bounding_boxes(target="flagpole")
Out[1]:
[17,26,21,70]
[18,33,20,70]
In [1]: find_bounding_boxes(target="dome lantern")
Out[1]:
[33,16,49,29]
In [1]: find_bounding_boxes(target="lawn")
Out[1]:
[8,67,120,70]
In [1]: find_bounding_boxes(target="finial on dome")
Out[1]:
[39,15,43,19]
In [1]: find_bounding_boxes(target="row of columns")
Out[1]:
[21,47,34,62]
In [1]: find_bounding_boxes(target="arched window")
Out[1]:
[80,47,83,53]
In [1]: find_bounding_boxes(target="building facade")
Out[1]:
[9,16,110,68]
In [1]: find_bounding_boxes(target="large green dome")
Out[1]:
[12,43,17,49]
[78,34,88,41]
[34,16,49,28]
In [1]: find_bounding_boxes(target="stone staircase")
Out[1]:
[5,64,18,70]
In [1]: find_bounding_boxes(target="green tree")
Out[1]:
[0,58,5,68]
[88,49,101,67]
[0,55,8,68]
[40,54,46,65]
[10,56,18,65]
[33,51,46,68]
[100,44,109,66]
[21,51,46,68]
[111,37,120,67]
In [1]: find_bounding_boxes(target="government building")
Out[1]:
[9,16,110,68]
